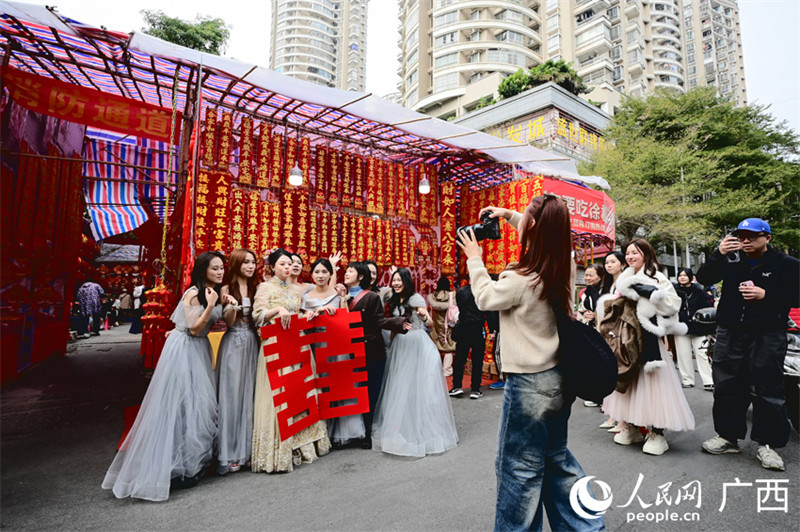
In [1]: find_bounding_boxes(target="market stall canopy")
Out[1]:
[0,1,609,189]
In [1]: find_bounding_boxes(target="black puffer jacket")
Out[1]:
[672,281,713,335]
[696,247,800,332]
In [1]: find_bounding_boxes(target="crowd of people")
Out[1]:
[71,278,145,337]
[98,198,797,532]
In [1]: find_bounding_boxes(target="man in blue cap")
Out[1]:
[696,218,799,471]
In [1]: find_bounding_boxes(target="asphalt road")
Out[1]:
[1,327,797,531]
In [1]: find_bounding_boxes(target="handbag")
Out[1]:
[555,309,618,404]
[445,291,459,331]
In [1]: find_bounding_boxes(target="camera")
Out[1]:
[457,211,501,241]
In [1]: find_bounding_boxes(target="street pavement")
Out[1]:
[1,326,797,531]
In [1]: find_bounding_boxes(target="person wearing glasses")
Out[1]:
[697,218,799,471]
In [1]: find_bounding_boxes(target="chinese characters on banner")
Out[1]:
[209,172,231,251]
[194,170,211,252]
[218,112,233,171]
[229,189,246,249]
[439,181,457,274]
[202,108,217,168]
[2,66,182,143]
[238,116,254,184]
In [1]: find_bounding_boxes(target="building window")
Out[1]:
[407,49,418,66]
[610,45,622,60]
[470,9,481,21]
[470,30,481,41]
[434,72,459,90]
[610,25,621,41]
[468,72,483,84]
[688,53,695,64]
[546,14,559,28]
[497,30,525,45]
[607,6,620,20]
[407,28,418,46]
[626,28,640,42]
[406,69,418,87]
[469,52,482,63]
[547,34,560,50]
[688,65,696,75]
[576,24,610,47]
[487,49,525,66]
[434,31,458,48]
[546,0,558,12]
[434,10,458,27]
[686,30,694,40]
[687,42,695,52]
[435,52,459,68]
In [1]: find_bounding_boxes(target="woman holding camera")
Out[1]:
[457,197,602,531]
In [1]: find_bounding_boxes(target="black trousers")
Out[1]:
[363,357,386,437]
[453,327,485,392]
[712,327,791,447]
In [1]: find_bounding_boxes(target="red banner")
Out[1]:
[313,145,327,205]
[218,112,233,171]
[238,116,254,184]
[543,177,615,241]
[353,154,364,210]
[195,170,211,251]
[3,66,182,143]
[202,108,216,169]
[256,122,271,188]
[270,131,283,188]
[246,191,260,252]
[299,136,311,189]
[440,181,457,274]
[341,152,353,208]
[230,188,246,249]
[209,172,231,251]
[328,148,340,207]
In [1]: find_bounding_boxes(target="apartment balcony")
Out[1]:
[625,0,640,18]
[578,56,615,78]
[574,0,611,15]
[627,58,645,74]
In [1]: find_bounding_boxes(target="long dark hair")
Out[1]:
[310,257,334,276]
[222,248,259,309]
[364,260,379,291]
[626,238,661,279]
[435,275,451,293]
[511,195,573,316]
[388,268,416,318]
[190,251,225,308]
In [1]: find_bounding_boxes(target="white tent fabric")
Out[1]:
[2,0,610,189]
[129,31,610,189]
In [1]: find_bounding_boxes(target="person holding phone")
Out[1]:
[697,218,799,471]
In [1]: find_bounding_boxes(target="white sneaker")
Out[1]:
[583,400,599,407]
[756,445,785,471]
[598,419,615,429]
[614,425,644,445]
[643,432,669,455]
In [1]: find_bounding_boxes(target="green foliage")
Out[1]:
[497,69,529,99]
[141,10,230,55]
[580,87,800,255]
[498,61,590,100]
[474,96,497,110]
[527,60,590,95]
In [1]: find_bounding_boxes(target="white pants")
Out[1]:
[674,334,713,386]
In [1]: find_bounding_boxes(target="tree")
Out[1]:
[580,88,800,255]
[141,10,230,55]
[527,60,589,96]
[498,60,590,100]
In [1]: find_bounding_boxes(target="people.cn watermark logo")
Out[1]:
[569,476,614,520]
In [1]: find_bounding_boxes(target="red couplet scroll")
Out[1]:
[260,308,368,441]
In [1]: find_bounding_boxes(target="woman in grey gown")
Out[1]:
[216,249,260,474]
[102,251,227,501]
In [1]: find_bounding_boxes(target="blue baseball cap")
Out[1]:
[732,218,771,235]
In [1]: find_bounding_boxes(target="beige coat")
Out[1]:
[427,291,456,353]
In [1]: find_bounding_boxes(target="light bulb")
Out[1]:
[418,177,430,194]
[288,164,303,186]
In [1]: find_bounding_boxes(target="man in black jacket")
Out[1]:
[450,281,498,400]
[697,218,799,471]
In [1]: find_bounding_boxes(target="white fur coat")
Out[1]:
[597,268,687,372]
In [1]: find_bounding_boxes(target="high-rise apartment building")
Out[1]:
[270,0,367,91]
[399,0,746,119]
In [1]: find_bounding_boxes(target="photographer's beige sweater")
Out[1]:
[466,211,562,375]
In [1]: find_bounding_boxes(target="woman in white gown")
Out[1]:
[102,251,229,501]
[371,268,458,457]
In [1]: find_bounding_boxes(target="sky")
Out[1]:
[13,0,800,135]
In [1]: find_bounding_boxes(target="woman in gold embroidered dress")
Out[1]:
[251,248,330,473]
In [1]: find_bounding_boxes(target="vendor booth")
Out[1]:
[0,1,614,384]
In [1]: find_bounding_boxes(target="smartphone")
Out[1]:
[739,281,754,288]
[726,233,740,263]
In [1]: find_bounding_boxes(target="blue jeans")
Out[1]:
[495,368,604,532]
